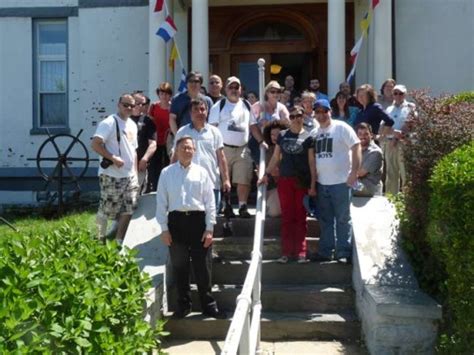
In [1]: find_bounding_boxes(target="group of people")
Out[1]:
[91,71,416,319]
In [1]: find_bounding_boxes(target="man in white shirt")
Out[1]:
[309,99,361,264]
[208,76,265,218]
[91,93,139,244]
[173,95,231,209]
[156,136,225,319]
[384,84,416,195]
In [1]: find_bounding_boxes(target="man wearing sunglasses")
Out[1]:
[169,71,213,136]
[91,93,139,245]
[207,74,224,104]
[384,84,417,195]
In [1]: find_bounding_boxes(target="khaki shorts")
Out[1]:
[98,174,139,219]
[224,145,253,185]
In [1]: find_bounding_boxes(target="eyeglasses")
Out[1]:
[289,113,303,120]
[188,79,201,84]
[209,81,220,85]
[121,102,135,109]
[228,85,240,90]
[268,90,280,94]
[393,92,404,96]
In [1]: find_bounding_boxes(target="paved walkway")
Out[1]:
[162,340,367,354]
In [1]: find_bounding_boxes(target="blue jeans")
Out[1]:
[316,183,353,259]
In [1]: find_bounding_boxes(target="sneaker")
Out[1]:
[202,307,227,319]
[297,256,309,264]
[310,253,332,262]
[238,204,252,218]
[223,204,236,218]
[336,256,352,265]
[277,256,289,264]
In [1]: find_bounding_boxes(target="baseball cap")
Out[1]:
[225,76,241,88]
[313,99,331,111]
[393,84,407,94]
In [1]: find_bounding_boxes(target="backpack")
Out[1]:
[219,98,252,112]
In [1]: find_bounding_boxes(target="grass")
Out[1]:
[0,208,96,236]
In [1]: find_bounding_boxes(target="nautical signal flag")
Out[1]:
[156,16,177,42]
[372,0,380,9]
[154,0,164,12]
[178,69,187,93]
[169,42,178,70]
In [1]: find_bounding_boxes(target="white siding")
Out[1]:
[395,0,474,95]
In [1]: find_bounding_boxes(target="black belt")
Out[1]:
[169,210,205,216]
[224,143,245,148]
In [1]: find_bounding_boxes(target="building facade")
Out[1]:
[0,0,473,204]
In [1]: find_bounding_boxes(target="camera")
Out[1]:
[100,158,113,169]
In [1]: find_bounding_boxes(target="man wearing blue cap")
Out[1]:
[309,99,361,264]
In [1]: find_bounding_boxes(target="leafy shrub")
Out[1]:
[442,91,474,105]
[400,90,474,294]
[0,222,167,353]
[428,142,474,353]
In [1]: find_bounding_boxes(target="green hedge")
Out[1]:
[0,222,167,353]
[428,141,474,353]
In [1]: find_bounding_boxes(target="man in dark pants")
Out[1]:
[156,136,226,319]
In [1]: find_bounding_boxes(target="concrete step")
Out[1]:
[162,340,367,355]
[165,311,360,341]
[167,284,354,313]
[213,236,319,260]
[210,260,352,285]
[214,216,320,238]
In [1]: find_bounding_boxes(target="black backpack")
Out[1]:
[219,98,252,112]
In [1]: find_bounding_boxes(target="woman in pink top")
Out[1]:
[249,81,290,162]
[148,82,173,191]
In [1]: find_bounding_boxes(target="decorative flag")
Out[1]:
[360,10,372,36]
[156,16,177,42]
[154,0,164,12]
[350,36,364,64]
[372,0,380,9]
[169,42,178,70]
[178,69,187,93]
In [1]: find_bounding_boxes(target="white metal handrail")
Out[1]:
[222,59,267,355]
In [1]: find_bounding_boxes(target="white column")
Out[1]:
[373,0,392,91]
[192,0,209,87]
[148,4,167,100]
[328,0,345,99]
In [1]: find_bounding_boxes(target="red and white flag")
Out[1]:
[154,0,164,12]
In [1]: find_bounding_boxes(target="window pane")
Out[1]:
[40,61,66,92]
[40,93,67,126]
[236,21,304,42]
[39,23,67,55]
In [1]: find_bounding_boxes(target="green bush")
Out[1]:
[428,141,474,353]
[442,91,474,105]
[0,222,167,353]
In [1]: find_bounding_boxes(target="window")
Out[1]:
[33,20,68,131]
[235,21,304,42]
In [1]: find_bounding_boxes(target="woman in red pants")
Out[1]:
[259,106,317,263]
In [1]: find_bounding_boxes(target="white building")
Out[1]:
[0,0,472,204]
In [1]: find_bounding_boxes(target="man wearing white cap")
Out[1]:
[384,84,417,195]
[209,76,266,218]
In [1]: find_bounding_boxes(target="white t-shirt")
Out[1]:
[208,99,257,147]
[314,119,360,185]
[386,100,416,131]
[93,114,137,178]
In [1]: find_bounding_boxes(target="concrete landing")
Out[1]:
[162,340,367,354]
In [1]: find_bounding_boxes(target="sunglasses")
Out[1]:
[289,113,303,120]
[188,79,201,84]
[393,92,404,96]
[269,90,280,94]
[121,103,135,109]
[209,81,220,85]
[228,85,240,90]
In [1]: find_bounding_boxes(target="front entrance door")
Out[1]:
[231,54,270,94]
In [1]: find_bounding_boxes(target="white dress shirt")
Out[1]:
[156,162,216,232]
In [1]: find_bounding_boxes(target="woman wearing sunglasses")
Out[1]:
[258,106,316,264]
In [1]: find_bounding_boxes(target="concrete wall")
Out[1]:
[0,5,148,170]
[395,0,474,95]
[355,0,473,95]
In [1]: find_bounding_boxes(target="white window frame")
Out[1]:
[32,19,69,133]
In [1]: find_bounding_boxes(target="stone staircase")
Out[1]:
[164,215,362,350]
